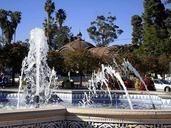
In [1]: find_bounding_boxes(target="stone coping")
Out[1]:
[0,106,171,122]
[66,107,171,119]
[0,106,66,122]
[0,106,65,114]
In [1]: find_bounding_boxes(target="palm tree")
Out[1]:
[10,11,22,42]
[44,0,55,19]
[44,0,55,49]
[56,9,66,30]
[0,9,8,40]
[0,10,21,44]
[2,11,21,44]
[4,21,13,44]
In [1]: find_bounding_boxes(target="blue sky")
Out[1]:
[0,0,144,45]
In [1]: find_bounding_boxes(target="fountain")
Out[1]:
[81,64,133,109]
[122,60,156,109]
[0,28,171,127]
[17,28,57,108]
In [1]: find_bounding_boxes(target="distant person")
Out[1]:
[134,77,141,90]
[140,74,156,91]
[124,78,134,89]
[140,82,146,91]
[144,74,156,91]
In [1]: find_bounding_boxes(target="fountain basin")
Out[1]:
[1,89,171,109]
[0,106,171,127]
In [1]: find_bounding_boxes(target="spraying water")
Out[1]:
[122,60,155,109]
[82,64,133,109]
[103,65,133,110]
[17,28,57,108]
[79,73,97,106]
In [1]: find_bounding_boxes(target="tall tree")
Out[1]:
[10,11,22,42]
[43,0,71,50]
[131,15,143,46]
[64,49,101,87]
[165,1,171,36]
[0,9,7,41]
[44,0,55,50]
[53,26,71,49]
[0,10,21,44]
[47,51,64,73]
[87,15,123,47]
[142,0,170,56]
[56,9,66,30]
[3,42,28,85]
[4,11,21,44]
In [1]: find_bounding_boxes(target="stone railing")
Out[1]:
[0,107,171,128]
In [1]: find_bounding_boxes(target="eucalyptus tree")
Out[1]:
[87,15,123,47]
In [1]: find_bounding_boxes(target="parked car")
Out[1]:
[153,79,171,92]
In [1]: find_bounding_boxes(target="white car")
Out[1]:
[153,79,171,92]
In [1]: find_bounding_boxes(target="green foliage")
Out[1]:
[165,7,171,35]
[142,0,170,56]
[64,49,101,74]
[62,77,73,89]
[0,9,21,44]
[3,43,28,71]
[44,0,55,50]
[53,26,72,49]
[110,44,134,55]
[47,51,64,73]
[87,15,123,47]
[56,9,66,29]
[131,15,143,46]
[1,42,28,85]
[44,0,55,17]
[0,9,7,34]
[43,0,71,50]
[64,49,102,86]
[0,45,5,72]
